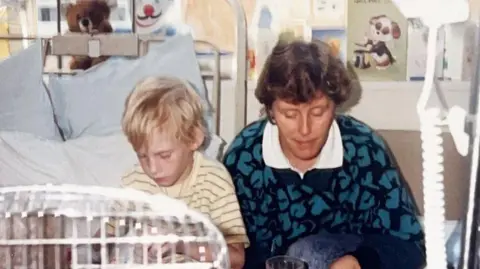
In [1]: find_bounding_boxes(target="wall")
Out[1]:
[211,80,472,140]
[380,130,469,220]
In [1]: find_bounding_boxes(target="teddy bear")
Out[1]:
[65,0,113,70]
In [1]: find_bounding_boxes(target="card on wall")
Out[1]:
[443,21,477,81]
[406,19,445,81]
[312,28,346,63]
[346,0,408,81]
[250,1,281,78]
[312,0,346,27]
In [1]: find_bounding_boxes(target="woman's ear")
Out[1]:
[267,109,276,124]
[189,127,205,151]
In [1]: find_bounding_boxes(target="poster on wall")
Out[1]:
[312,28,346,63]
[346,0,407,81]
[130,0,184,36]
[183,0,257,53]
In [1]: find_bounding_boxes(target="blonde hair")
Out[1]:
[122,76,207,151]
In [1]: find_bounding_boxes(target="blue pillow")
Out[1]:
[49,34,209,140]
[0,42,62,140]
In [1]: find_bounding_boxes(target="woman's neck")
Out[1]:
[287,155,318,173]
[279,138,320,173]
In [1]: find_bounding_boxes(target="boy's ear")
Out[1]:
[189,127,205,151]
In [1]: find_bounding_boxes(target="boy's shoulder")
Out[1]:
[195,151,230,176]
[194,151,234,191]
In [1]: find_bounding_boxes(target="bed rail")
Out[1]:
[223,0,248,134]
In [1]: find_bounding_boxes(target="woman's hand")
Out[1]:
[329,255,361,269]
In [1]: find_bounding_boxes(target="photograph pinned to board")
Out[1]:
[312,28,346,63]
[313,0,346,26]
[443,21,477,81]
[346,0,408,81]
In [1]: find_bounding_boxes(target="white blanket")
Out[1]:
[0,132,136,187]
[0,131,225,187]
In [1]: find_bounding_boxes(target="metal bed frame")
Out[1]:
[0,0,248,137]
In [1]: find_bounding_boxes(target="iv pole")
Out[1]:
[459,15,480,269]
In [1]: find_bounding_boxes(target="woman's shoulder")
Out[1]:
[225,119,268,154]
[335,114,388,152]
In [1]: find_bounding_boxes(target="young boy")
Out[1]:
[106,76,248,268]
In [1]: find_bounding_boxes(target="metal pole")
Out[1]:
[131,0,135,33]
[55,0,62,69]
[459,17,480,269]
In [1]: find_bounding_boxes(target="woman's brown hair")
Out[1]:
[255,39,353,115]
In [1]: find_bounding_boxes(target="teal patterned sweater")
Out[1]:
[222,115,425,269]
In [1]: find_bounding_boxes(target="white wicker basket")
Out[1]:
[0,184,229,269]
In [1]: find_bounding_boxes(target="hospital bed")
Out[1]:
[0,0,248,188]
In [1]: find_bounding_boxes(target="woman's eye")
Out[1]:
[311,108,324,116]
[284,111,297,118]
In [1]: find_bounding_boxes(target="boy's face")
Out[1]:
[136,130,197,187]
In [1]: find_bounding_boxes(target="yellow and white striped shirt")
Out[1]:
[118,151,249,247]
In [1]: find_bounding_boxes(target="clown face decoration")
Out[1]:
[133,0,179,34]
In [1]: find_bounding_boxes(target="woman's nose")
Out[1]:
[298,115,312,136]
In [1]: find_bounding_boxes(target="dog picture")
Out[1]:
[65,0,113,70]
[352,14,401,70]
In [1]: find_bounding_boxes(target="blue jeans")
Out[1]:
[286,233,362,269]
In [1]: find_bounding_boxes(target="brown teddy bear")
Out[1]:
[65,0,113,70]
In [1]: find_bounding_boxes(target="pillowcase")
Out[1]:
[49,34,209,139]
[0,42,62,140]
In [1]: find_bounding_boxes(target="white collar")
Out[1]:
[262,120,344,175]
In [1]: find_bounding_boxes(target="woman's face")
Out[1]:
[271,92,335,163]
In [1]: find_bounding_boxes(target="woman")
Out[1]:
[223,40,425,269]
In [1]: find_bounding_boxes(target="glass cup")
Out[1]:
[266,255,306,269]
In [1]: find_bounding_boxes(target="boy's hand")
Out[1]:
[148,242,183,260]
